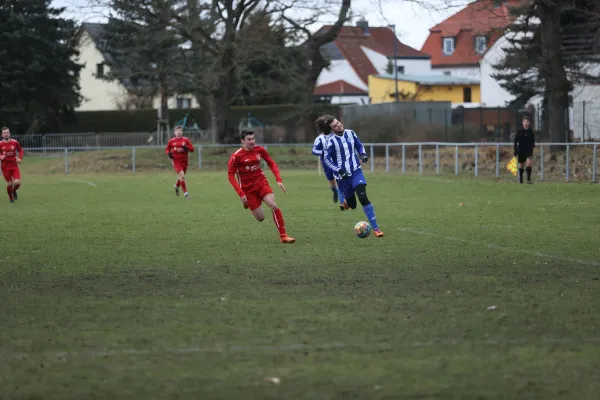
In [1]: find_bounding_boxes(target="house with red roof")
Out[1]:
[420,0,519,107]
[314,19,432,104]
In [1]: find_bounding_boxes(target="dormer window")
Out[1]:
[475,36,487,54]
[443,37,455,55]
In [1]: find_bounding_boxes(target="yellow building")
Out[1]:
[368,74,480,105]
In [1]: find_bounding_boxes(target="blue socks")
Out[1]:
[362,204,379,230]
[337,187,345,204]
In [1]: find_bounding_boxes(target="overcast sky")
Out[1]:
[52,0,462,50]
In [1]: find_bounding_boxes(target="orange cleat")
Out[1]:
[280,235,296,244]
[373,228,384,237]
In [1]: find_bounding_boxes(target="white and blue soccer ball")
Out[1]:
[354,221,372,238]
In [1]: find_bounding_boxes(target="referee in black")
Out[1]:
[513,116,535,184]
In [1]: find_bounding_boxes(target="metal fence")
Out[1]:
[19,142,600,182]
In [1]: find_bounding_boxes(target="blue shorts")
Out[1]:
[320,158,335,181]
[337,169,367,199]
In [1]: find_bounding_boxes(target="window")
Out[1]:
[463,87,472,103]
[176,97,191,109]
[443,37,455,55]
[96,63,104,78]
[444,71,451,76]
[396,65,405,74]
[475,36,487,54]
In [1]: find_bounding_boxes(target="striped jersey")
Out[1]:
[311,133,332,159]
[324,129,366,178]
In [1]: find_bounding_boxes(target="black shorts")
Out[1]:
[517,152,532,163]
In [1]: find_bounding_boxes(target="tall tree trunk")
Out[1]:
[539,0,570,149]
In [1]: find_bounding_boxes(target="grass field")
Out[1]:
[2,170,600,399]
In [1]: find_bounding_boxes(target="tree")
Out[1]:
[0,0,83,134]
[233,11,307,105]
[492,0,599,143]
[101,0,191,142]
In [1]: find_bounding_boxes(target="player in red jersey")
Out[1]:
[165,126,194,199]
[0,127,23,203]
[228,130,295,244]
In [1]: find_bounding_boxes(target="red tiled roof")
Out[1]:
[421,0,519,67]
[314,80,366,95]
[314,24,429,95]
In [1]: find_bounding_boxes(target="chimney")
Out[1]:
[357,18,370,36]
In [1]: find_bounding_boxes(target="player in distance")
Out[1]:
[312,114,345,211]
[0,127,23,203]
[228,130,295,244]
[322,116,384,237]
[513,116,535,184]
[165,126,194,198]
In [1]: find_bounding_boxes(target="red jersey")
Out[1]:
[228,146,282,197]
[0,139,23,169]
[165,137,194,162]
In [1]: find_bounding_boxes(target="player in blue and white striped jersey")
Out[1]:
[312,115,345,211]
[322,115,384,237]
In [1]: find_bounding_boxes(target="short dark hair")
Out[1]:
[174,125,183,130]
[240,130,254,140]
[522,116,530,121]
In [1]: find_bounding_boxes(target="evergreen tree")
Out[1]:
[0,0,83,134]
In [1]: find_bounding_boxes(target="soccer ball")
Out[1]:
[354,221,372,238]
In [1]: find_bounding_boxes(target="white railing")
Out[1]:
[20,142,600,182]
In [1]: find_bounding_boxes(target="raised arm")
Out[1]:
[351,130,366,156]
[16,142,23,160]
[184,138,195,152]
[259,147,282,182]
[227,154,245,197]
[324,140,340,172]
[312,136,324,156]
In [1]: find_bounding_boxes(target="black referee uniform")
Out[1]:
[514,126,535,184]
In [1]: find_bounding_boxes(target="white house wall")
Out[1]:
[76,30,130,111]
[316,59,368,91]
[571,84,600,140]
[432,66,480,80]
[479,34,516,107]
[361,46,432,75]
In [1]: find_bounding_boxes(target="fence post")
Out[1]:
[455,145,459,176]
[385,145,389,173]
[132,147,136,173]
[495,144,500,178]
[583,101,586,141]
[418,144,423,175]
[474,144,479,177]
[402,144,406,174]
[436,144,440,175]
[592,144,597,183]
[370,144,374,173]
[197,145,202,169]
[566,144,570,182]
[64,148,68,175]
[540,146,545,181]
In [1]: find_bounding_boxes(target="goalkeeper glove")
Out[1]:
[339,170,351,179]
[359,153,368,163]
[168,152,173,159]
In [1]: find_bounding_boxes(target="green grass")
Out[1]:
[2,170,600,399]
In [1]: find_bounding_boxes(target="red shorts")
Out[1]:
[244,181,273,211]
[2,167,20,182]
[172,160,188,174]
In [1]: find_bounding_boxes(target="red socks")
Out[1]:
[175,180,181,188]
[180,180,187,193]
[272,208,286,236]
[6,186,13,201]
[13,183,20,191]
